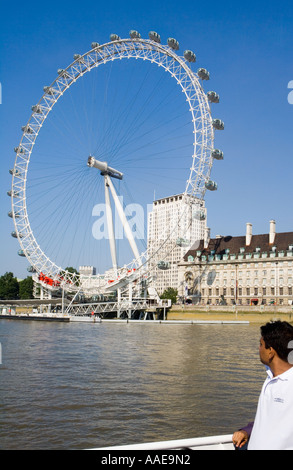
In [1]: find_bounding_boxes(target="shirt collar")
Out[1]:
[265,366,273,379]
[266,365,293,381]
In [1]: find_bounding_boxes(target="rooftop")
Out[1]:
[183,229,293,261]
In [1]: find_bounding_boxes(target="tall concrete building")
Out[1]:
[147,193,207,294]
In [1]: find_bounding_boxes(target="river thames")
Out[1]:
[0,320,265,450]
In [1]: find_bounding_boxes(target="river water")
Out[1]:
[0,319,265,450]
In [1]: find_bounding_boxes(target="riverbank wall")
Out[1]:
[167,304,293,323]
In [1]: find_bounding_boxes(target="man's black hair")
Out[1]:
[261,321,293,362]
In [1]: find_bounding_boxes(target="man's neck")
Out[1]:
[270,361,293,378]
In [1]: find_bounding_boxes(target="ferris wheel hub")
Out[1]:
[87,156,123,180]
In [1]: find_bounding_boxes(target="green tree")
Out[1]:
[65,267,78,274]
[19,276,34,299]
[160,287,178,305]
[0,272,19,300]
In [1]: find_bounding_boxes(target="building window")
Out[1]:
[246,287,250,296]
[238,287,242,296]
[263,287,266,295]
[271,287,275,295]
[279,287,283,295]
[254,287,258,295]
[289,287,293,295]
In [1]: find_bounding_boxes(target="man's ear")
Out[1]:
[268,347,276,363]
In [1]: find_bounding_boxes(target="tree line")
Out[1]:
[0,272,33,300]
[0,271,178,303]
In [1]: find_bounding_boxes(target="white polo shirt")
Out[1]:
[248,366,293,450]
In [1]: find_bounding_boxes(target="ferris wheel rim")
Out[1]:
[10,33,216,290]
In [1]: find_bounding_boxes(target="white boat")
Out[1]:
[92,434,234,451]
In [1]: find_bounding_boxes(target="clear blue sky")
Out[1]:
[1,0,293,279]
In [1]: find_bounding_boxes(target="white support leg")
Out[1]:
[128,282,133,318]
[106,175,142,266]
[104,177,118,275]
[117,288,121,318]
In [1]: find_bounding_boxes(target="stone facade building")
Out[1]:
[178,220,293,306]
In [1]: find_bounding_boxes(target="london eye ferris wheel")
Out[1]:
[8,30,224,295]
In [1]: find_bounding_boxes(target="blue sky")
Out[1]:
[1,0,293,279]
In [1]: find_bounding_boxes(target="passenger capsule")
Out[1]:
[43,86,54,95]
[12,231,23,238]
[197,68,210,80]
[157,261,170,270]
[148,31,161,43]
[167,38,179,50]
[27,266,36,273]
[73,54,85,64]
[18,249,27,257]
[129,30,141,39]
[176,238,190,247]
[7,190,19,197]
[211,149,224,160]
[21,125,33,134]
[14,146,25,154]
[207,91,220,103]
[212,119,225,130]
[110,34,120,41]
[31,105,42,114]
[91,42,100,49]
[57,69,70,79]
[184,50,196,62]
[8,211,20,218]
[9,168,21,176]
[193,210,206,221]
[205,180,218,191]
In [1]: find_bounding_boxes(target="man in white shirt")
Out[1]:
[232,321,293,450]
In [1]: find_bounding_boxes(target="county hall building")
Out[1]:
[178,220,293,307]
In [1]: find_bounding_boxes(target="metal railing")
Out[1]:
[92,434,234,450]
